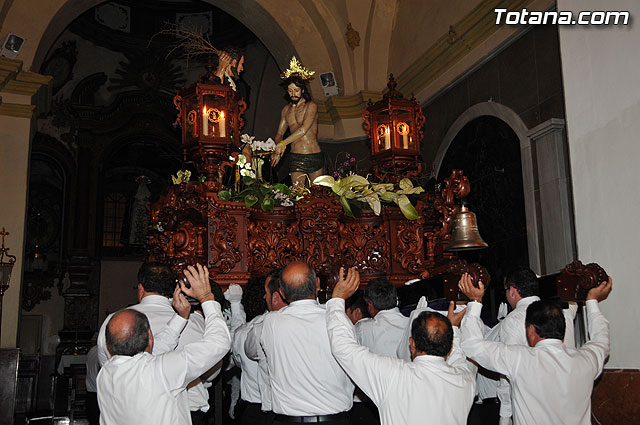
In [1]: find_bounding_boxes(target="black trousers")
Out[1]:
[273,413,349,425]
[236,399,274,425]
[349,401,380,425]
[86,391,100,425]
[190,410,209,425]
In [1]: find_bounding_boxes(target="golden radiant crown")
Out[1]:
[280,56,315,80]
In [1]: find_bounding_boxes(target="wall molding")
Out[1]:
[0,58,52,118]
[395,0,534,98]
[317,90,383,125]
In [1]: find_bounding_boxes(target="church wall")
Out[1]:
[421,24,565,167]
[389,0,481,74]
[98,259,140,328]
[0,113,34,347]
[557,0,640,370]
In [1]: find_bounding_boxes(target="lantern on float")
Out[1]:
[173,60,247,190]
[363,74,426,182]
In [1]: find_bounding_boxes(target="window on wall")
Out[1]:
[103,192,127,247]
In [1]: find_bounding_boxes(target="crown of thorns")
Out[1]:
[280,56,315,80]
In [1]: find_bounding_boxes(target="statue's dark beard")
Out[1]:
[290,97,301,104]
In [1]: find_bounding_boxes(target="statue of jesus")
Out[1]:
[271,57,324,186]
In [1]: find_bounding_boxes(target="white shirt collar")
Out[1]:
[139,294,171,306]
[515,295,541,309]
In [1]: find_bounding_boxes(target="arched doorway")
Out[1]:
[438,115,528,323]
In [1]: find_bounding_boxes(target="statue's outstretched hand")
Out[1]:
[272,142,285,166]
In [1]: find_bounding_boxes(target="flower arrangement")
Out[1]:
[332,152,358,180]
[171,170,192,184]
[241,133,276,153]
[234,154,256,179]
[313,174,425,220]
[240,133,276,181]
[219,148,308,211]
[218,180,308,211]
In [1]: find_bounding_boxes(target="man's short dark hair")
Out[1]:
[505,266,539,298]
[364,278,397,311]
[525,299,566,340]
[137,262,176,298]
[106,310,150,356]
[242,277,267,322]
[266,267,283,296]
[280,263,316,302]
[282,76,312,102]
[346,289,370,318]
[411,311,453,357]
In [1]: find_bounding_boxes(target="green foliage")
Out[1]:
[313,175,424,220]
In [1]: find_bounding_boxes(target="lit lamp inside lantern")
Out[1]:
[219,111,226,138]
[397,122,410,149]
[377,124,391,151]
[203,106,208,136]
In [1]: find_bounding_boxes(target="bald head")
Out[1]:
[106,309,152,356]
[280,261,317,302]
[410,311,454,358]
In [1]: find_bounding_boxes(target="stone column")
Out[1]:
[527,118,576,274]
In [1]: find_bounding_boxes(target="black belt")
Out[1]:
[476,397,500,404]
[273,412,348,423]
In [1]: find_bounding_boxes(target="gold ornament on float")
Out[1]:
[207,108,221,122]
[187,110,196,125]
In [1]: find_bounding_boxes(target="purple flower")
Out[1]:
[350,157,356,163]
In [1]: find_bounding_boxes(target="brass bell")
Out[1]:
[446,204,488,251]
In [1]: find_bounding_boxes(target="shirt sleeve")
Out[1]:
[160,300,231,394]
[325,298,400,405]
[495,310,519,418]
[245,320,263,361]
[580,300,610,378]
[229,301,247,339]
[152,314,189,355]
[97,313,113,367]
[396,307,428,361]
[562,303,578,349]
[231,324,247,368]
[461,302,524,379]
[447,323,478,375]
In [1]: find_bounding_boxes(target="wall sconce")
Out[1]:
[0,227,16,296]
[0,227,17,341]
[0,33,25,59]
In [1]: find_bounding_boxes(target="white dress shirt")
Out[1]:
[97,295,214,412]
[356,307,409,357]
[97,295,185,367]
[496,296,578,418]
[97,300,231,425]
[178,310,220,412]
[85,346,100,393]
[232,315,263,404]
[260,299,354,416]
[396,302,466,361]
[461,300,609,425]
[245,313,273,411]
[326,298,476,425]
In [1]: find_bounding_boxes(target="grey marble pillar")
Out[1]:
[526,118,576,274]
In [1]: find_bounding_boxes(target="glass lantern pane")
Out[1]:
[393,109,413,150]
[203,94,226,138]
[375,109,391,151]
